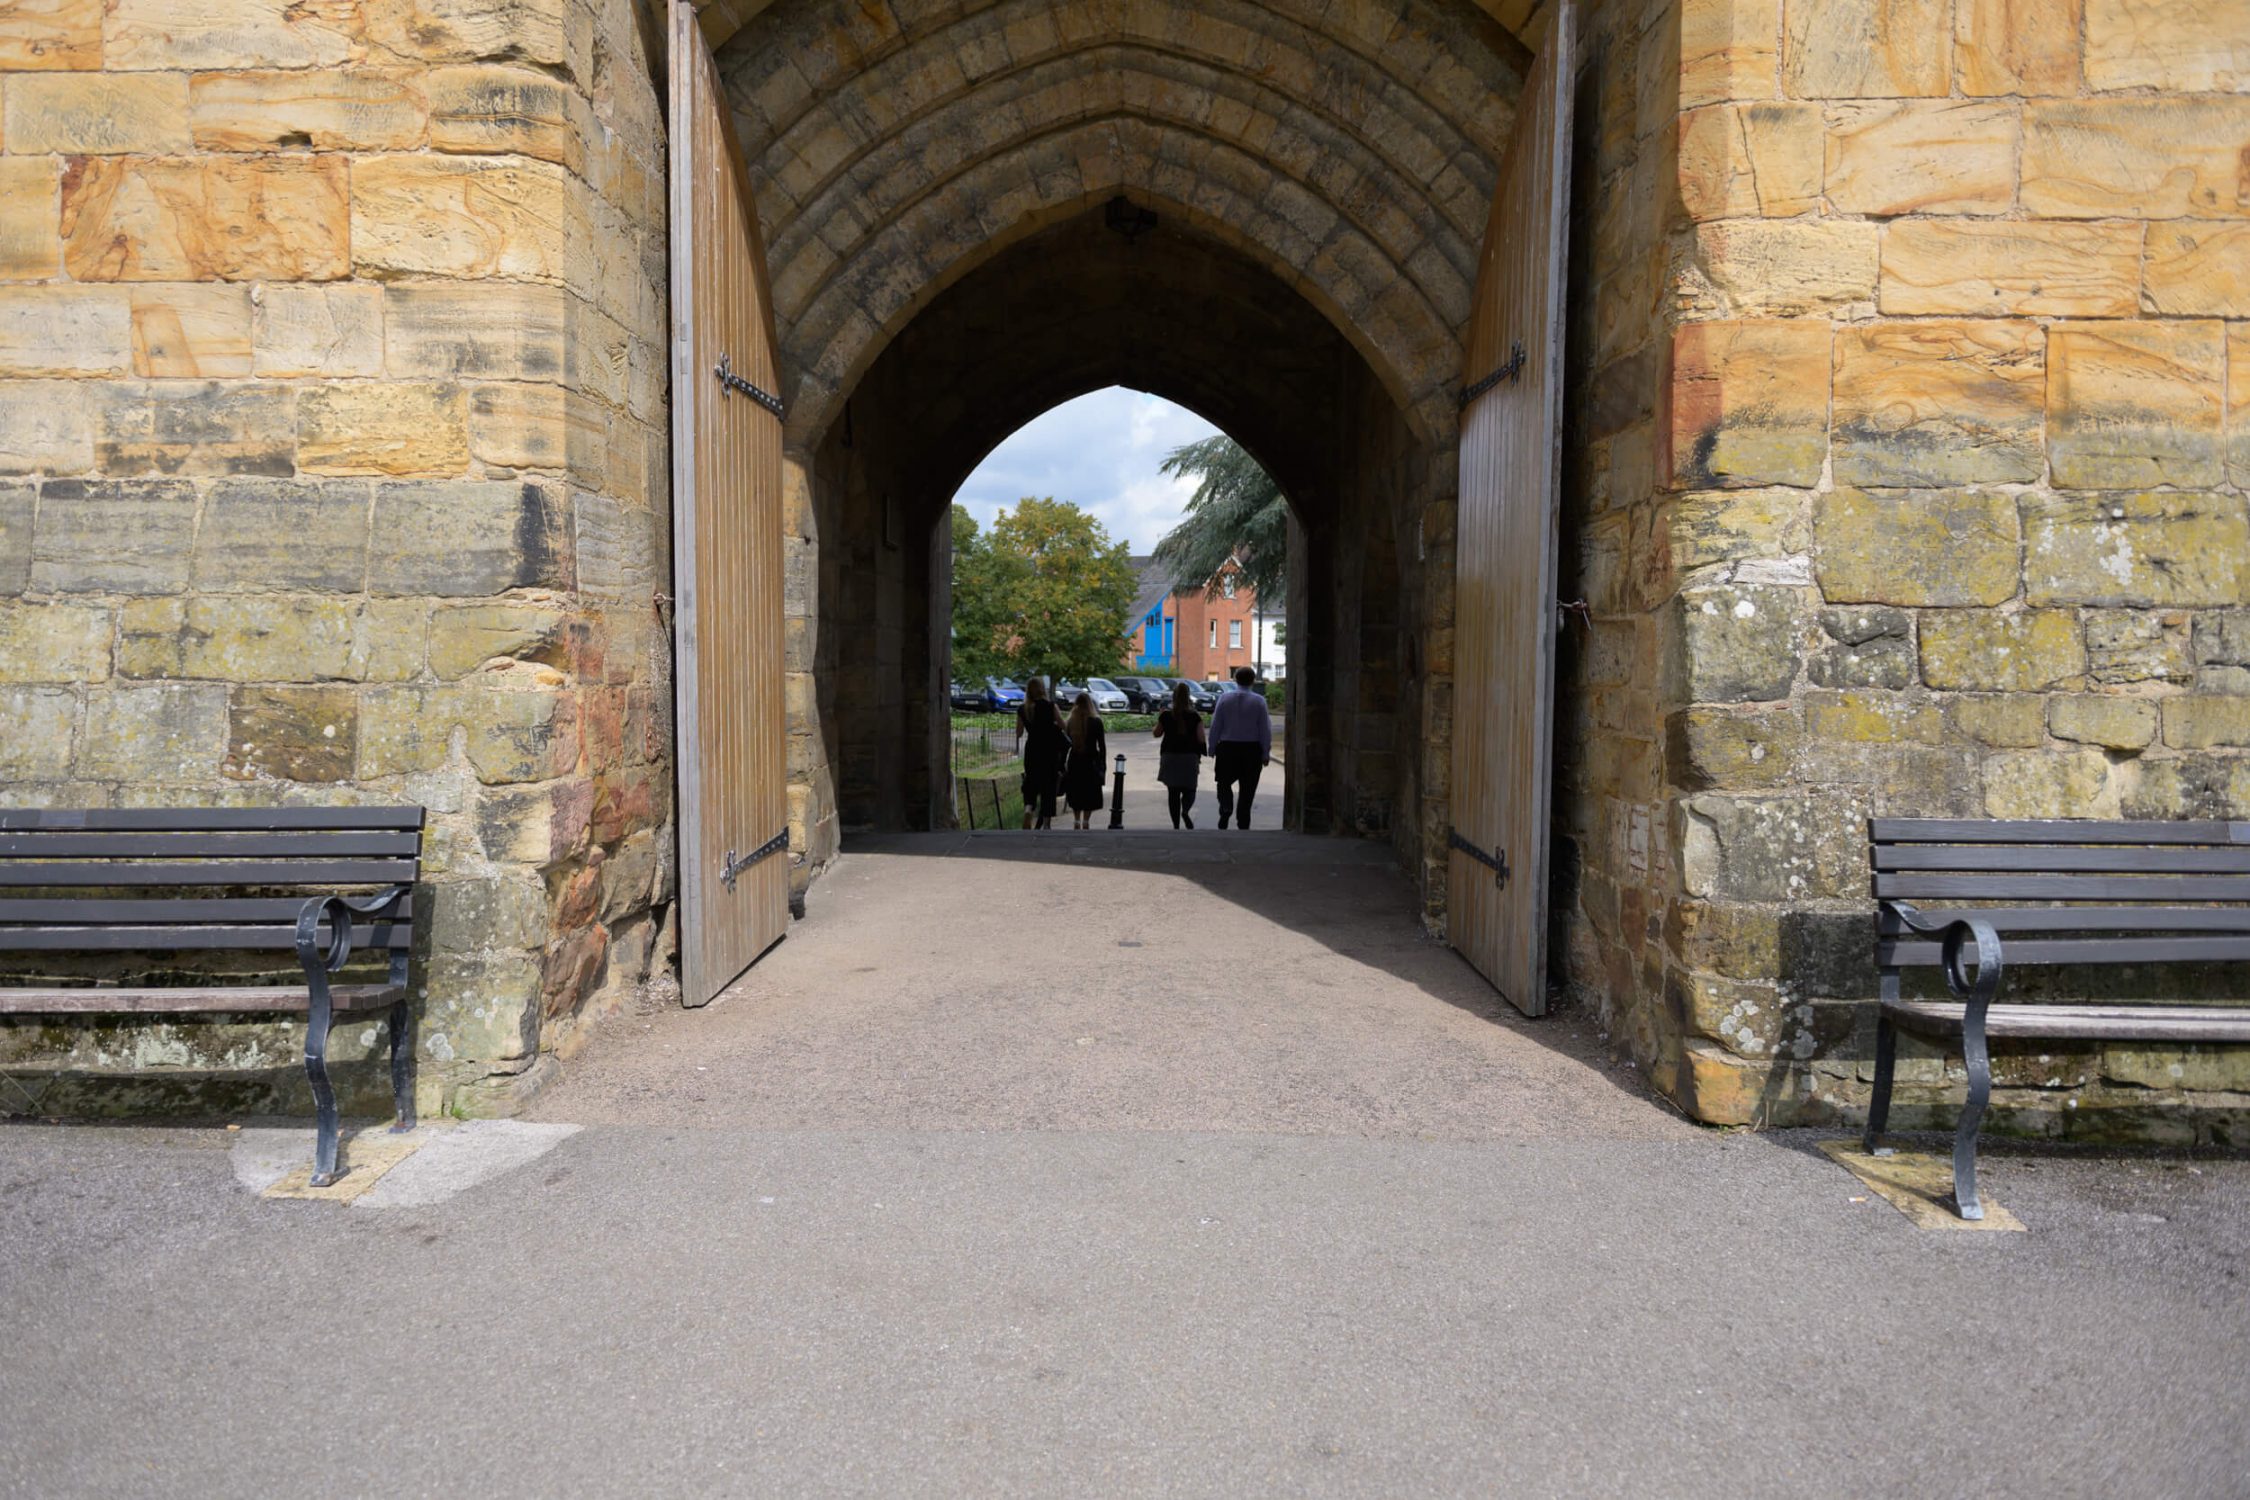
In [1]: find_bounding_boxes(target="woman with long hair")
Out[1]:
[1016,676,1062,829]
[1152,681,1205,828]
[1062,691,1108,831]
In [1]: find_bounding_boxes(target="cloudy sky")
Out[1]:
[950,387,1218,559]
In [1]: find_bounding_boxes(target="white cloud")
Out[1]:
[951,387,1218,556]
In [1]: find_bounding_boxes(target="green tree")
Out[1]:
[1153,435,1288,601]
[949,498,1137,683]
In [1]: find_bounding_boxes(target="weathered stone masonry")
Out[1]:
[0,0,676,1117]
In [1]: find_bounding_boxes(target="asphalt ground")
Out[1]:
[3,834,2245,1498]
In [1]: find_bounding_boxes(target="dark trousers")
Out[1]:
[1166,787,1197,826]
[1213,742,1264,829]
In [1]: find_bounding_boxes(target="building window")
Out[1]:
[1209,619,1218,649]
[1229,619,1243,649]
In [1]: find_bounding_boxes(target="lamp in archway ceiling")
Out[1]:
[1104,194,1157,245]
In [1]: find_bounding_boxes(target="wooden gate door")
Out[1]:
[1448,3,1575,1017]
[669,0,790,1007]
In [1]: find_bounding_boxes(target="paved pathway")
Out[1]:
[3,831,2246,1497]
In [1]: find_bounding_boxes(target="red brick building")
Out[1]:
[1126,555,1271,682]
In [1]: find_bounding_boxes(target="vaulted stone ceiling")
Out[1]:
[709,0,1532,448]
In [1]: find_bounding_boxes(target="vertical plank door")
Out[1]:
[669,0,790,1007]
[1448,2,1575,1017]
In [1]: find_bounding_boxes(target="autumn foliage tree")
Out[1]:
[950,498,1137,685]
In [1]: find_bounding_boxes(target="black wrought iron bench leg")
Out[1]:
[304,996,340,1188]
[1863,1011,1896,1155]
[387,997,416,1132]
[1952,1011,1991,1222]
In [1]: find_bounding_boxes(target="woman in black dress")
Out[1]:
[1015,676,1063,829]
[1062,692,1107,830]
[1152,681,1205,828]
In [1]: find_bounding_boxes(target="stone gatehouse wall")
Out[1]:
[0,0,675,1117]
[1558,0,2250,1143]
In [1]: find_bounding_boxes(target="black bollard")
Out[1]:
[1108,753,1125,829]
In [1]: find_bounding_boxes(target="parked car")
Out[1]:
[984,677,1025,713]
[1112,675,1169,712]
[1171,679,1217,712]
[949,681,988,712]
[1084,677,1130,713]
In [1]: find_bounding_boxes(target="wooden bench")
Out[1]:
[1865,818,2250,1220]
[0,807,425,1186]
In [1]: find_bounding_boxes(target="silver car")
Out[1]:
[1082,677,1130,713]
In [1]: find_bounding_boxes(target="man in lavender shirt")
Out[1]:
[1207,665,1272,830]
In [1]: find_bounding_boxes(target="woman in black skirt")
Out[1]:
[1152,681,1205,828]
[1061,692,1108,830]
[1015,676,1063,829]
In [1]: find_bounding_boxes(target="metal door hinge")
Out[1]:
[1458,340,1526,410]
[1449,828,1510,888]
[714,353,786,418]
[721,829,790,890]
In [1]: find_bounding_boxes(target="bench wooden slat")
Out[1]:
[0,984,404,1014]
[0,807,424,832]
[0,924,412,952]
[0,860,419,888]
[1871,818,2250,845]
[1874,845,2250,875]
[1883,999,2250,1042]
[1873,873,2250,902]
[0,896,408,923]
[1880,935,2250,967]
[1878,906,2250,936]
[0,831,422,859]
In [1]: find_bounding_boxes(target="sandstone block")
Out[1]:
[1666,321,1828,489]
[1878,219,2140,318]
[352,156,579,285]
[1920,610,2085,691]
[0,159,61,280]
[192,477,370,593]
[570,491,658,597]
[466,383,603,473]
[119,595,355,680]
[429,874,548,953]
[1825,101,2019,217]
[61,156,350,282]
[1782,0,1948,96]
[427,64,586,169]
[1679,791,1860,903]
[368,480,571,596]
[297,382,469,476]
[106,0,363,69]
[129,284,253,378]
[252,283,382,377]
[2048,694,2157,751]
[2024,99,2250,218]
[77,683,228,781]
[1667,584,1801,703]
[4,73,190,154]
[1676,103,1824,221]
[2083,0,2250,92]
[1946,694,2047,748]
[0,600,109,683]
[1663,488,1809,577]
[2024,492,2248,607]
[97,380,293,477]
[427,601,569,678]
[0,286,128,376]
[0,381,100,474]
[224,685,357,782]
[1984,747,2117,819]
[0,483,28,594]
[0,687,77,779]
[32,477,194,593]
[349,599,428,683]
[1681,0,1781,109]
[0,0,100,69]
[2163,697,2250,750]
[189,69,427,152]
[1807,689,1940,744]
[384,283,566,380]
[1815,488,2019,607]
[2105,1044,2250,1096]
[476,779,591,867]
[2196,612,2250,694]
[359,682,578,784]
[1667,706,1800,789]
[1683,220,1877,316]
[2142,223,2250,319]
[364,0,575,68]
[1832,321,2042,484]
[2048,322,2225,489]
[1811,605,1916,689]
[1955,0,2084,95]
[2088,610,2193,685]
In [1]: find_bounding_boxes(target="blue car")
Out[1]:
[984,677,1026,713]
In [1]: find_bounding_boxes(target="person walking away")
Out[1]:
[1153,682,1205,828]
[1208,665,1272,829]
[1062,692,1108,830]
[1015,676,1063,829]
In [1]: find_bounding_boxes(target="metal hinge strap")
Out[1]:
[720,828,790,890]
[1457,339,1527,410]
[1449,828,1510,888]
[714,353,786,418]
